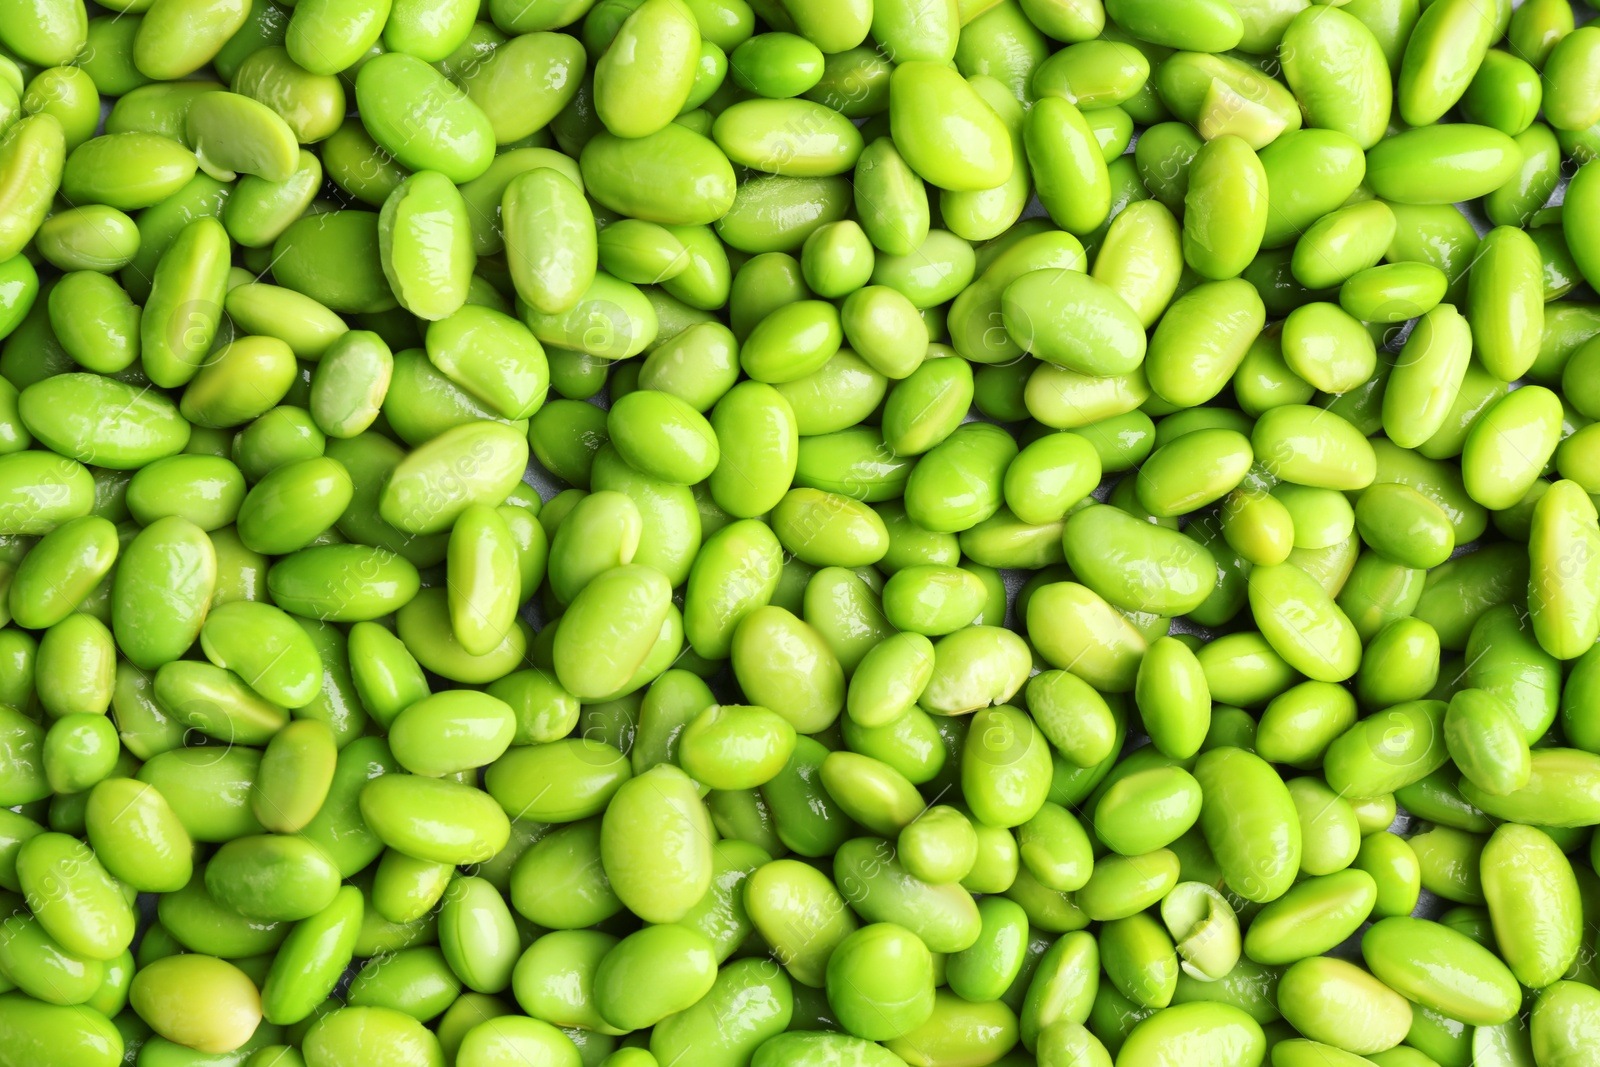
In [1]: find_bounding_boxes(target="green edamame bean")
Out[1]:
[1469,226,1545,382]
[1182,136,1267,281]
[1023,99,1109,238]
[34,206,140,274]
[582,125,738,230]
[889,62,1012,193]
[18,831,134,962]
[1506,0,1571,66]
[1479,824,1582,990]
[1461,384,1562,511]
[128,953,262,1055]
[1531,981,1600,1067]
[1104,0,1241,51]
[62,133,198,212]
[20,373,190,469]
[0,116,65,264]
[731,32,824,97]
[1362,916,1519,1026]
[1133,637,1210,760]
[375,171,472,323]
[7,515,115,629]
[354,53,493,183]
[592,0,699,140]
[1273,955,1410,1056]
[1396,0,1496,128]
[1245,868,1377,967]
[302,1006,443,1067]
[1063,505,1214,617]
[1353,617,1440,713]
[713,98,862,178]
[1146,280,1265,409]
[895,803,975,885]
[1193,747,1301,903]
[1458,50,1542,137]
[744,857,858,988]
[823,923,936,1041]
[1540,25,1600,133]
[1366,124,1521,205]
[1093,766,1201,859]
[852,138,930,259]
[110,515,215,670]
[205,833,340,923]
[358,773,510,867]
[1113,1003,1262,1067]
[1460,746,1600,829]
[82,778,191,897]
[836,836,982,953]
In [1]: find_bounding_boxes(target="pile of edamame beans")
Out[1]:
[3,0,1600,1064]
